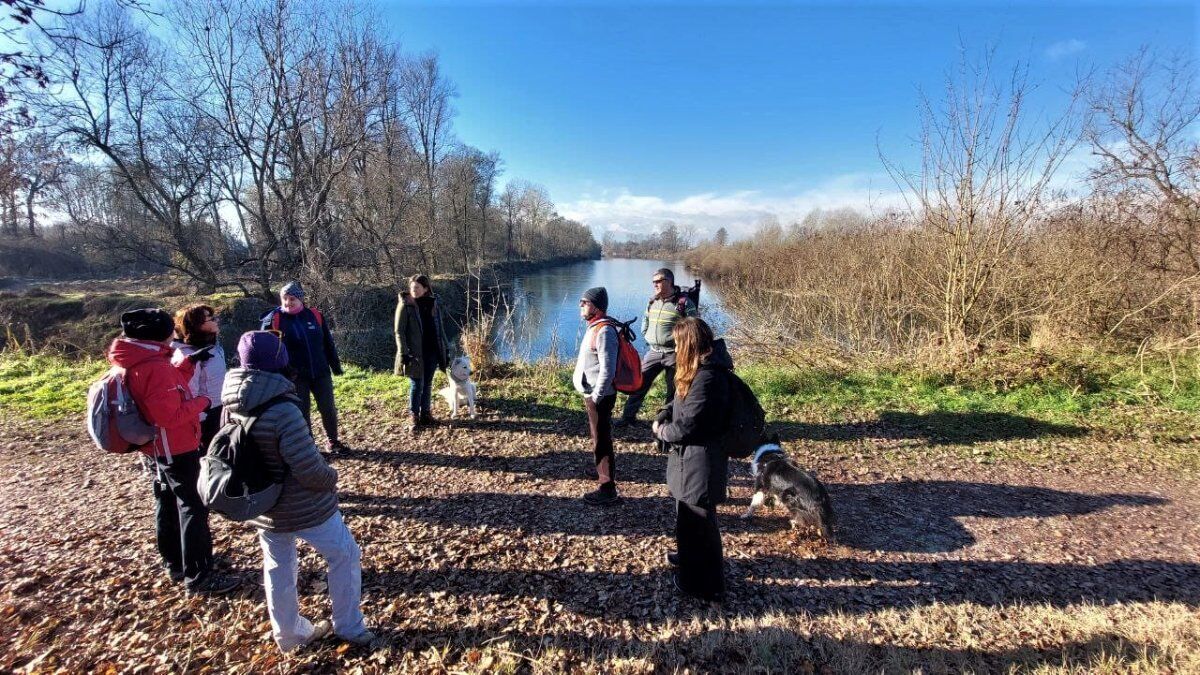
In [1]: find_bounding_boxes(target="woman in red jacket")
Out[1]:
[107,308,239,596]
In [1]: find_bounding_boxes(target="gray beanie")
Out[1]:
[280,280,305,300]
[581,287,608,312]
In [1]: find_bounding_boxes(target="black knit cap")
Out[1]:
[580,287,608,312]
[121,308,175,342]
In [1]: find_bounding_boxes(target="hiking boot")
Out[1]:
[582,485,620,506]
[339,627,380,648]
[186,571,240,596]
[282,619,332,654]
[420,412,436,426]
[407,412,421,434]
[326,439,349,454]
[665,551,680,567]
[613,417,642,429]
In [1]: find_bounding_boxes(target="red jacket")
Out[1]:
[106,338,211,459]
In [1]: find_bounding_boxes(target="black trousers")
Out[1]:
[296,374,338,443]
[675,500,725,598]
[585,394,617,487]
[153,450,214,585]
[199,405,223,452]
[621,349,675,421]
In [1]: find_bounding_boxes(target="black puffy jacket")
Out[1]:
[657,339,733,506]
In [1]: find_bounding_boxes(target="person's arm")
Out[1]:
[396,305,413,364]
[684,297,698,318]
[657,371,725,446]
[591,324,618,401]
[270,403,338,491]
[321,315,343,376]
[260,310,275,331]
[641,303,650,338]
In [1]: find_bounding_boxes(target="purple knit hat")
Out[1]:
[237,330,290,372]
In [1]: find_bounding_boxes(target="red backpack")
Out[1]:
[270,307,324,331]
[588,318,644,394]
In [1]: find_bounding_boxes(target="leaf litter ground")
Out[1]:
[2,399,1199,673]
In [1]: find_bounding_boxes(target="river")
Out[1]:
[490,258,733,361]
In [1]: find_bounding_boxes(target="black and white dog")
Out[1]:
[741,436,835,539]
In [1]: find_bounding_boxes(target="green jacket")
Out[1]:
[394,292,449,377]
[642,290,698,352]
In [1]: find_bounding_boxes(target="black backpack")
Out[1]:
[198,395,297,521]
[722,371,766,458]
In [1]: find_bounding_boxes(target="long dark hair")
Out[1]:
[673,317,714,400]
[410,274,432,295]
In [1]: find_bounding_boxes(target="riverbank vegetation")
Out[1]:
[0,2,599,299]
[688,50,1199,370]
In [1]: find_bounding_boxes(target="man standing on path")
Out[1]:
[615,268,698,427]
[572,287,620,506]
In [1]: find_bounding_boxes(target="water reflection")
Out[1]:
[492,258,732,361]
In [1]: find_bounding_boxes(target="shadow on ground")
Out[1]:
[775,411,1087,446]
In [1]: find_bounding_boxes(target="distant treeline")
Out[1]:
[0,1,599,297]
[687,50,1200,359]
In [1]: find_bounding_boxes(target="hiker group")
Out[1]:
[87,265,756,652]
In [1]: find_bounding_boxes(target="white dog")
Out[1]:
[439,355,478,419]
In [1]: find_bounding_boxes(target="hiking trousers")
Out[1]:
[295,374,339,443]
[675,500,725,599]
[152,450,214,586]
[259,511,366,651]
[621,349,676,421]
[586,394,617,486]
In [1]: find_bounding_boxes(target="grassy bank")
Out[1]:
[5,347,1199,442]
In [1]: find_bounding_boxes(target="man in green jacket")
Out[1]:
[616,267,698,427]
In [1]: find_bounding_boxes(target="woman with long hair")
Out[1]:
[652,317,732,601]
[395,274,450,432]
[171,303,226,451]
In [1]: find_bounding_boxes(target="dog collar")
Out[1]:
[750,443,783,477]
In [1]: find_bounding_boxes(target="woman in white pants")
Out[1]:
[222,330,376,652]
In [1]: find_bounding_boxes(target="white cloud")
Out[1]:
[558,173,905,240]
[1045,39,1087,61]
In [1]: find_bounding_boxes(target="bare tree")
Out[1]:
[399,51,456,270]
[883,48,1080,344]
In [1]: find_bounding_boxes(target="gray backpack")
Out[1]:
[199,396,294,521]
[86,367,159,454]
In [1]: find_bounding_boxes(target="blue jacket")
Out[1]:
[260,306,343,381]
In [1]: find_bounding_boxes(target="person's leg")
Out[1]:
[163,451,214,586]
[408,376,422,416]
[675,501,724,599]
[586,394,617,488]
[153,460,183,581]
[663,361,677,406]
[620,351,665,422]
[419,356,437,418]
[312,375,339,443]
[259,529,316,651]
[294,376,315,428]
[299,512,367,639]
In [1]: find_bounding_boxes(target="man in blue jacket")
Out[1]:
[260,281,347,453]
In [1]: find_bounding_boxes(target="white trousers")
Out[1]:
[258,511,366,651]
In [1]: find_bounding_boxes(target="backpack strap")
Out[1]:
[271,311,281,332]
[310,308,324,327]
[587,317,618,350]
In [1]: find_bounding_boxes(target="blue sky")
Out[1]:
[389,2,1194,237]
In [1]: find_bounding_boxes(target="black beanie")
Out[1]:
[581,287,608,312]
[121,308,175,342]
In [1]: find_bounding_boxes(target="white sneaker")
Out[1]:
[281,619,332,654]
[339,627,379,647]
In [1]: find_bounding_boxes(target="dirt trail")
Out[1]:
[2,404,1198,673]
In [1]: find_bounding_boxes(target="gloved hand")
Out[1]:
[186,345,216,364]
[654,405,672,425]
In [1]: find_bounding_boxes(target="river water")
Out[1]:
[491,258,733,361]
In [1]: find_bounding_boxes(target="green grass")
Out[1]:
[4,349,1199,440]
[0,352,110,418]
